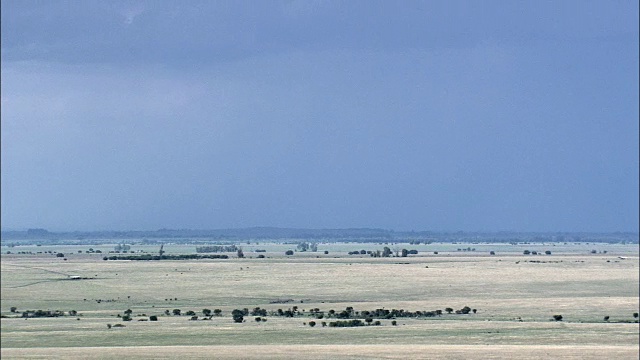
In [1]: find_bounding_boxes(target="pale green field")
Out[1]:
[1,242,638,359]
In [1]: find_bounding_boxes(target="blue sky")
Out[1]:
[1,0,638,232]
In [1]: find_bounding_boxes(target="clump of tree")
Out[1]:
[328,319,365,327]
[22,310,65,318]
[250,307,268,316]
[114,243,131,252]
[232,309,247,323]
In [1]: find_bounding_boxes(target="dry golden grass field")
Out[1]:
[1,242,638,359]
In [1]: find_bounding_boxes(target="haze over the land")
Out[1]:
[1,0,638,232]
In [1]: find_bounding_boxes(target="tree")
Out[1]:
[285,250,294,256]
[603,316,610,321]
[214,309,222,316]
[391,320,397,326]
[365,318,373,325]
[172,309,181,316]
[185,310,196,316]
[203,309,212,317]
[232,309,244,323]
[523,250,531,255]
[382,247,392,257]
[237,248,244,258]
[56,253,65,257]
[489,251,496,255]
[545,250,552,255]
[401,249,408,257]
[552,315,563,321]
[392,246,401,257]
[445,308,454,314]
[308,321,316,327]
[633,312,638,319]
[149,315,158,321]
[10,307,17,313]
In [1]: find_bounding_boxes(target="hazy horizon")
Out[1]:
[2,1,638,233]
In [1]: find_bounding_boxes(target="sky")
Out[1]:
[1,0,638,232]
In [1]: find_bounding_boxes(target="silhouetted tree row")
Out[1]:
[21,310,66,318]
[103,254,229,261]
[196,245,238,253]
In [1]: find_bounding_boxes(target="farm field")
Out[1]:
[1,242,638,359]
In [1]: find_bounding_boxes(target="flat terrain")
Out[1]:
[1,242,638,359]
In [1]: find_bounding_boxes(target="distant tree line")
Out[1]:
[103,254,229,261]
[196,245,238,253]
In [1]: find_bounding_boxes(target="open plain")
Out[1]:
[1,242,638,359]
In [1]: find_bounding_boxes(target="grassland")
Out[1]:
[1,242,638,359]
